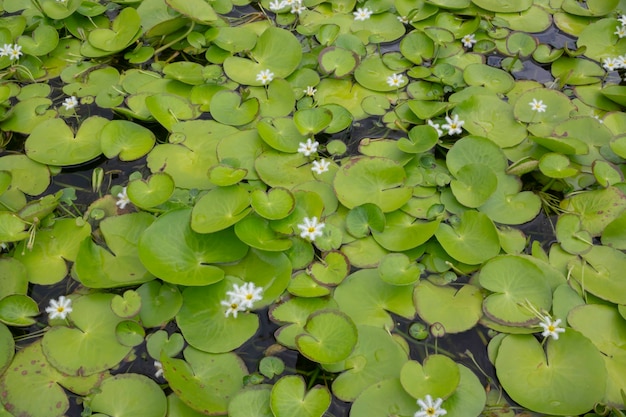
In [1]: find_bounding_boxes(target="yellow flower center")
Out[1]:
[57,307,65,313]
[426,407,436,416]
[308,226,316,233]
[230,303,238,309]
[246,294,253,300]
[548,324,555,332]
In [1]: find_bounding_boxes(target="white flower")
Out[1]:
[461,33,477,49]
[154,361,164,378]
[616,55,626,69]
[539,316,565,340]
[353,7,373,21]
[442,114,464,135]
[283,0,300,5]
[616,25,626,38]
[8,44,22,61]
[297,216,325,241]
[414,395,447,417]
[311,159,330,174]
[227,282,264,310]
[116,186,131,209]
[397,15,409,24]
[619,14,626,26]
[269,0,285,10]
[603,57,620,71]
[297,138,319,156]
[386,73,404,87]
[56,0,67,3]
[529,98,547,113]
[256,69,274,85]
[45,296,73,320]
[62,96,78,111]
[0,44,11,57]
[291,4,306,14]
[220,298,245,318]
[427,119,443,137]
[303,86,317,96]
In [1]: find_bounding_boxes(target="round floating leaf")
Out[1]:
[555,213,592,254]
[137,281,183,328]
[333,269,415,328]
[345,203,386,238]
[288,271,331,298]
[208,164,247,186]
[463,63,514,93]
[514,89,576,124]
[0,154,50,196]
[0,322,13,376]
[145,94,199,131]
[259,357,285,379]
[350,378,420,417]
[377,253,422,286]
[111,290,141,318]
[0,212,29,242]
[308,251,349,286]
[0,258,28,299]
[0,341,69,417]
[161,347,247,415]
[25,116,108,166]
[235,214,292,252]
[257,117,307,153]
[89,374,166,417]
[334,157,411,212]
[255,151,315,189]
[250,187,295,220]
[472,0,532,12]
[127,173,175,209]
[210,90,259,126]
[354,55,406,92]
[115,320,145,347]
[177,279,259,353]
[569,245,626,304]
[414,280,483,333]
[139,209,248,286]
[100,120,156,161]
[147,330,185,360]
[191,185,251,233]
[538,153,577,178]
[318,47,359,77]
[295,310,358,363]
[602,211,626,249]
[450,164,497,208]
[372,211,440,251]
[270,375,331,417]
[42,293,132,376]
[400,355,460,400]
[293,108,333,136]
[87,6,141,52]
[496,332,606,415]
[229,385,273,417]
[478,173,542,225]
[435,211,500,265]
[446,136,507,176]
[0,294,38,326]
[479,255,552,326]
[560,186,626,236]
[166,0,217,23]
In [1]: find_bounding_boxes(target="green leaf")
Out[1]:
[270,376,331,417]
[296,310,357,363]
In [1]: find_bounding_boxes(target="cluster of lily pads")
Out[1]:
[2,0,626,416]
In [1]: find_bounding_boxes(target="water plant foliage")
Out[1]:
[1,0,626,416]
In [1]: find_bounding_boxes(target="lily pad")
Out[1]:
[229,385,273,417]
[88,374,166,417]
[400,355,460,400]
[250,187,295,220]
[191,185,251,233]
[127,173,175,209]
[111,290,142,318]
[435,210,500,265]
[146,331,185,360]
[377,253,422,286]
[137,280,183,328]
[308,251,349,286]
[270,376,331,417]
[569,245,626,304]
[100,120,156,161]
[560,186,626,236]
[210,90,259,126]
[0,294,38,326]
[295,309,357,364]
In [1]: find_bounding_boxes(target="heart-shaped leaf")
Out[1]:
[111,290,141,318]
[308,251,349,286]
[88,7,141,52]
[295,310,357,363]
[100,120,156,161]
[270,375,331,417]
[127,173,174,209]
[400,355,461,400]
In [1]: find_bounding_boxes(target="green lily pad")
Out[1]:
[210,90,259,126]
[377,253,422,286]
[293,108,333,136]
[235,214,292,252]
[538,153,578,178]
[560,186,626,236]
[127,173,175,209]
[229,385,273,417]
[42,293,133,376]
[350,378,421,417]
[100,120,156,161]
[87,7,141,52]
[479,255,552,326]
[15,218,91,285]
[111,290,142,318]
[0,294,38,326]
[18,23,58,56]
[115,320,145,347]
[414,280,483,333]
[472,0,531,12]
[555,213,593,254]
[145,94,199,131]
[191,185,251,233]
[495,332,606,415]
[208,164,247,186]
[0,212,29,242]
[334,157,411,212]
[308,251,349,286]
[166,0,217,23]
[397,125,439,154]
[270,376,331,417]
[0,258,28,299]
[0,154,50,196]
[288,271,331,298]
[450,164,498,208]
[137,281,183,328]
[161,347,247,415]
[296,309,357,364]
[0,322,13,376]
[138,209,248,286]
[435,210,500,265]
[463,63,514,93]
[250,187,295,220]
[372,211,440,251]
[345,203,385,238]
[257,117,307,153]
[146,330,185,360]
[400,355,460,400]
[602,210,626,250]
[88,374,166,417]
[333,268,415,329]
[74,213,154,288]
[478,173,542,225]
[569,245,626,304]
[319,47,360,77]
[255,151,315,189]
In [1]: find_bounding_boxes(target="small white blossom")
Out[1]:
[62,96,78,111]
[427,119,443,137]
[297,216,325,241]
[386,73,404,87]
[442,114,464,135]
[603,57,620,72]
[291,3,306,14]
[56,0,67,3]
[616,55,626,69]
[256,69,274,85]
[269,0,285,10]
[45,296,73,320]
[116,187,131,209]
[414,395,447,417]
[353,7,373,21]
[397,15,409,24]
[154,361,164,378]
[529,98,547,113]
[539,316,565,340]
[8,44,22,61]
[619,14,626,26]
[0,44,11,57]
[283,0,299,5]
[220,298,245,318]
[461,33,477,49]
[311,159,330,175]
[616,25,626,38]
[304,86,316,96]
[227,282,264,310]
[297,138,319,156]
